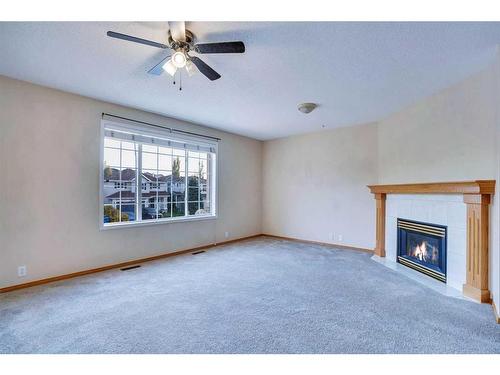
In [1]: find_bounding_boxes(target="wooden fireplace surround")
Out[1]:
[367,180,496,303]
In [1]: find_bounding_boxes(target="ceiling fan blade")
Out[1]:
[190,57,221,81]
[195,41,245,54]
[147,55,171,76]
[168,21,186,42]
[107,31,168,49]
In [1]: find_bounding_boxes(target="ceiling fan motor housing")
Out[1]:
[168,29,195,51]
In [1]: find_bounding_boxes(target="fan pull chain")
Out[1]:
[179,71,182,91]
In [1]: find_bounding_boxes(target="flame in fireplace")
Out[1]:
[410,241,439,263]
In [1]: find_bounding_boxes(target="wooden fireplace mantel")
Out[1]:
[368,180,495,195]
[367,180,495,303]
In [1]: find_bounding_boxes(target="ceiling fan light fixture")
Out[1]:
[185,60,197,77]
[172,51,187,68]
[162,59,177,76]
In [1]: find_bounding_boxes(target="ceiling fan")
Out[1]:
[107,21,245,83]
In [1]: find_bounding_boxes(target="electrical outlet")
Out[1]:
[338,234,343,242]
[17,265,27,277]
[224,231,229,239]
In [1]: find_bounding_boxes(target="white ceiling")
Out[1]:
[1,22,500,140]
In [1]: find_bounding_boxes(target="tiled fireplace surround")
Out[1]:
[368,181,495,304]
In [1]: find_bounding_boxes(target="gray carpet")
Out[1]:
[1,237,499,354]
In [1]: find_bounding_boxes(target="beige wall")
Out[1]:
[0,76,262,288]
[377,62,498,184]
[262,123,378,249]
[494,55,500,317]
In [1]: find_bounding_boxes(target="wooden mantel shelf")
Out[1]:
[367,180,495,304]
[368,180,495,195]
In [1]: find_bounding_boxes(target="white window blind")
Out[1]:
[103,117,217,153]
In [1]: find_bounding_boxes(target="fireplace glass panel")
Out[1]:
[397,218,447,283]
[405,232,441,266]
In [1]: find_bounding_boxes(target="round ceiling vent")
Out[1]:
[297,103,318,114]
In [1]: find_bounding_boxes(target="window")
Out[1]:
[101,118,217,228]
[114,182,130,189]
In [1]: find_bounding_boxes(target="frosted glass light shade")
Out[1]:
[162,59,177,76]
[185,60,197,77]
[172,51,187,68]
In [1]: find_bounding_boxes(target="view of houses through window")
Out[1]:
[102,129,215,226]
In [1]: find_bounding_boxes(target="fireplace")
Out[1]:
[397,218,447,283]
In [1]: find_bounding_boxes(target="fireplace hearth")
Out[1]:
[397,218,447,283]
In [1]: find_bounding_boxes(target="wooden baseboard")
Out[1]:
[493,301,500,324]
[261,234,373,254]
[0,233,371,294]
[0,234,262,294]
